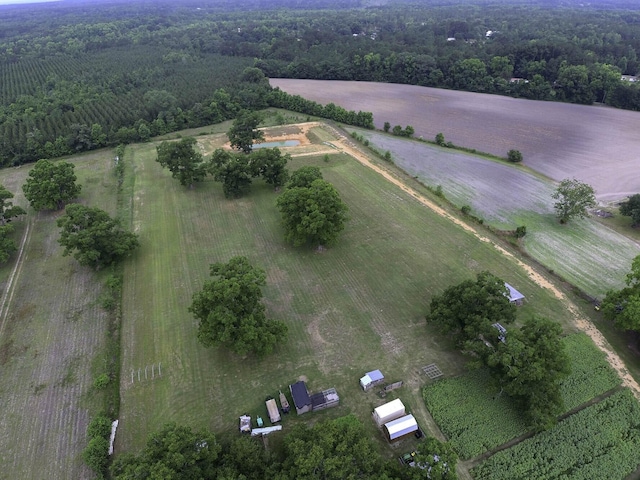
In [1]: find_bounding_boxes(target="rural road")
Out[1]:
[271,79,640,203]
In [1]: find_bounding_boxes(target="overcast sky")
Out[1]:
[0,0,60,4]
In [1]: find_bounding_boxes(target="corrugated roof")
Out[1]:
[366,370,384,382]
[505,283,525,302]
[385,414,418,439]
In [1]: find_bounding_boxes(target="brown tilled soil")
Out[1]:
[270,79,640,203]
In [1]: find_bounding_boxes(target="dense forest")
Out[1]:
[1,0,640,166]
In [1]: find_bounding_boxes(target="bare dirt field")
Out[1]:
[270,79,640,203]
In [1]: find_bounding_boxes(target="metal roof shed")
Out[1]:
[360,369,385,391]
[372,398,406,427]
[384,414,418,441]
[504,283,525,305]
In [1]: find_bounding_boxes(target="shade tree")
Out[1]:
[619,193,640,227]
[601,254,640,332]
[156,137,206,188]
[0,185,26,225]
[22,159,82,211]
[209,148,253,198]
[57,204,139,269]
[552,178,596,224]
[189,256,287,356]
[276,176,348,248]
[227,110,265,154]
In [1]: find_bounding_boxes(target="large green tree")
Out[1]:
[281,415,384,480]
[57,204,139,269]
[619,194,640,227]
[22,159,82,211]
[276,177,348,247]
[156,137,206,188]
[228,110,265,154]
[248,148,290,189]
[486,317,570,431]
[0,185,26,225]
[209,149,253,198]
[287,165,323,189]
[551,178,597,224]
[601,254,640,332]
[409,437,458,480]
[189,256,287,356]
[426,271,517,349]
[110,423,220,480]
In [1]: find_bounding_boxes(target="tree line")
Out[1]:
[2,0,640,166]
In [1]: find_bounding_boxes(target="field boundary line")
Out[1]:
[0,217,33,339]
[325,124,640,401]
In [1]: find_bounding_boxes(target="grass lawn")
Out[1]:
[116,125,576,458]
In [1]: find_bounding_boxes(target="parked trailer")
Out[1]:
[279,390,290,413]
[266,398,281,423]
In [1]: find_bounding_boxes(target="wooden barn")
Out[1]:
[372,398,406,427]
[289,381,312,415]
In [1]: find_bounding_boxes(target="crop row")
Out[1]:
[423,333,621,459]
[473,388,640,480]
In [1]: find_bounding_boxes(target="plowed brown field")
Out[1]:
[270,79,640,203]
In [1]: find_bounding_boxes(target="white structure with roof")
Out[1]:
[384,414,418,441]
[360,369,385,391]
[373,398,405,426]
[504,283,525,305]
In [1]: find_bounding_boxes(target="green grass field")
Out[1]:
[115,125,576,460]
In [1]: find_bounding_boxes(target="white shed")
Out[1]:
[373,398,406,427]
[384,414,418,441]
[504,283,525,305]
[360,369,385,391]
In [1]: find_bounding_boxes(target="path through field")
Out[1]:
[320,124,640,401]
[271,79,640,203]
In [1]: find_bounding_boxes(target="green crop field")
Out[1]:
[115,124,576,457]
[422,332,622,459]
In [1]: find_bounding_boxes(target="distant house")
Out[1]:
[621,75,639,82]
[360,369,385,391]
[266,398,281,423]
[289,381,312,415]
[446,37,456,42]
[373,398,406,427]
[504,283,525,305]
[384,414,419,442]
[311,388,340,411]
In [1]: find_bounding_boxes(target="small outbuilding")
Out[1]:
[239,415,251,433]
[504,283,525,306]
[290,381,312,415]
[266,398,281,423]
[373,398,406,427]
[311,388,340,411]
[360,369,385,391]
[279,390,290,414]
[384,414,418,442]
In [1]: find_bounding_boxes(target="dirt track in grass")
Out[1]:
[270,79,640,204]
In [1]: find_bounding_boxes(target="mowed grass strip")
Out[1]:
[117,129,576,455]
[423,333,624,459]
[0,151,117,479]
[355,129,640,298]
